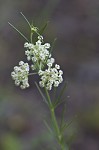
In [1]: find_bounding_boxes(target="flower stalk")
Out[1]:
[44,87,68,150]
[10,13,70,150]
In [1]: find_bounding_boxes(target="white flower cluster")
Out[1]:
[11,61,29,89]
[11,35,63,90]
[38,64,63,90]
[24,35,63,90]
[24,36,51,67]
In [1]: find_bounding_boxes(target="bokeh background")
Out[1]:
[0,0,99,149]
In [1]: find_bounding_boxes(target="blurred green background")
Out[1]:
[0,0,99,149]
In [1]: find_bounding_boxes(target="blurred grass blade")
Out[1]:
[20,12,31,29]
[67,133,76,148]
[35,82,48,105]
[39,21,49,35]
[8,22,29,42]
[31,131,55,149]
[44,120,53,134]
[50,38,57,53]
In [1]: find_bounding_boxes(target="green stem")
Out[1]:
[44,87,67,150]
[29,72,37,76]
[30,32,33,43]
[51,108,66,150]
[44,87,52,107]
[50,106,60,137]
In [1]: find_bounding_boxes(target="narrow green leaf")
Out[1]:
[44,87,52,107]
[60,102,66,130]
[54,98,66,109]
[57,81,67,101]
[35,82,48,105]
[61,116,77,134]
[39,21,49,35]
[20,12,31,29]
[8,22,29,42]
[52,87,57,105]
[54,81,67,108]
[61,121,73,134]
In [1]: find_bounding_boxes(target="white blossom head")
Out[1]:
[38,64,63,90]
[24,35,51,69]
[11,61,30,89]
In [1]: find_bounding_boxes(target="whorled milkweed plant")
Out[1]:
[10,13,71,150]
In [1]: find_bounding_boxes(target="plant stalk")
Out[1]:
[44,87,68,150]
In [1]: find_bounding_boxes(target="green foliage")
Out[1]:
[31,131,55,150]
[79,105,99,130]
[1,134,22,150]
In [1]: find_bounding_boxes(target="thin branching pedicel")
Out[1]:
[10,13,69,150]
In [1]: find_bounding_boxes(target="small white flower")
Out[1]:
[11,71,15,77]
[55,64,60,69]
[25,50,30,55]
[14,66,19,72]
[58,75,63,83]
[24,42,29,48]
[20,85,26,89]
[54,81,59,87]
[39,81,45,87]
[38,35,43,41]
[47,58,55,67]
[15,80,20,86]
[25,65,29,72]
[27,56,31,61]
[36,40,42,46]
[44,43,50,49]
[59,70,63,75]
[38,70,44,76]
[31,65,35,70]
[19,61,24,66]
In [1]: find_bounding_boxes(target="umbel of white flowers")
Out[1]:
[11,61,29,89]
[11,36,63,90]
